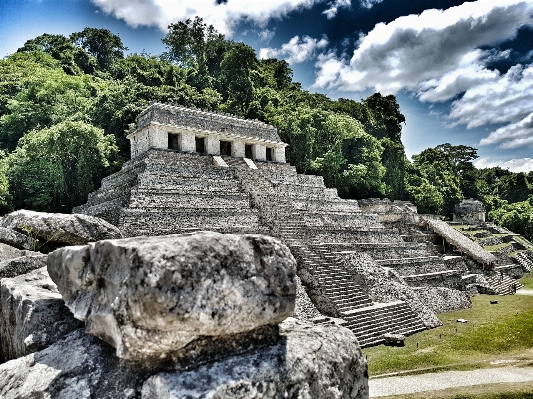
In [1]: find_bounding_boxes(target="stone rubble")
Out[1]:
[0,267,83,363]
[1,227,368,398]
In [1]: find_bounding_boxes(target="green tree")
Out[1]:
[7,121,118,212]
[489,198,533,241]
[70,28,127,71]
[363,93,405,141]
[17,33,97,75]
[219,43,257,116]
[408,147,463,217]
[435,143,479,199]
[162,17,228,88]
[0,53,96,150]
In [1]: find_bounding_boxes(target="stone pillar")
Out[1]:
[252,144,266,161]
[274,147,286,163]
[205,136,220,155]
[179,132,196,153]
[149,126,167,149]
[232,140,245,158]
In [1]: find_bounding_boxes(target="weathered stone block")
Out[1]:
[0,319,367,399]
[0,210,123,248]
[47,232,296,361]
[0,267,83,363]
[0,255,47,278]
[141,318,369,399]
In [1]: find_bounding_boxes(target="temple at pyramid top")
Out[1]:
[127,102,287,162]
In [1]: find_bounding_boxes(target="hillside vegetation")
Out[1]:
[0,19,532,238]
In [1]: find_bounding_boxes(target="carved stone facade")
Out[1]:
[128,103,287,162]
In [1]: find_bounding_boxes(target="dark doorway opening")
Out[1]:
[168,133,180,151]
[266,147,273,161]
[245,144,253,159]
[220,141,232,156]
[195,137,205,153]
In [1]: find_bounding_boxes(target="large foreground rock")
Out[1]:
[0,319,368,399]
[47,232,296,361]
[142,318,368,399]
[0,210,123,249]
[0,267,83,363]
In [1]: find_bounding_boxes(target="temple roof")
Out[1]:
[132,102,282,143]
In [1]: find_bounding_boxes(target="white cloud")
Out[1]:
[479,111,533,148]
[260,35,329,63]
[323,0,351,19]
[91,0,321,35]
[258,28,276,43]
[312,0,533,149]
[474,157,533,173]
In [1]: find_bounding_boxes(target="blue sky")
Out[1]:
[1,0,532,171]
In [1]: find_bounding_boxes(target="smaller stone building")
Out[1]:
[128,102,287,162]
[453,199,486,224]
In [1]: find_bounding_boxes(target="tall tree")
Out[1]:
[162,17,228,88]
[219,43,257,116]
[70,28,127,71]
[363,93,405,141]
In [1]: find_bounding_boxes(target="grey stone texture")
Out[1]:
[0,226,37,250]
[0,241,38,261]
[0,210,123,249]
[141,318,368,399]
[0,254,47,278]
[0,319,367,399]
[47,232,296,361]
[0,267,83,363]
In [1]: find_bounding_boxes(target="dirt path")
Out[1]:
[517,288,533,296]
[369,366,533,397]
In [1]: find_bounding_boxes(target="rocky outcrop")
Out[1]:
[142,318,368,399]
[0,210,123,251]
[0,318,368,399]
[0,267,83,363]
[47,232,297,361]
[2,229,368,398]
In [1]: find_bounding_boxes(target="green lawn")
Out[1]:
[364,273,533,377]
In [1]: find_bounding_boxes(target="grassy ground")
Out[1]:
[375,381,533,399]
[364,273,533,378]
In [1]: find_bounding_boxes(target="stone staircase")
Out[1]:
[342,301,427,347]
[485,270,523,295]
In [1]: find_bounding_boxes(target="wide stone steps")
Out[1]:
[341,301,427,347]
[485,273,523,295]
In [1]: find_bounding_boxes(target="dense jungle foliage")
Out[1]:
[0,19,532,238]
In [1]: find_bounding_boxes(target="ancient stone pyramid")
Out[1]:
[75,103,526,347]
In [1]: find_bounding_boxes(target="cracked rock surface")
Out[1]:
[47,231,297,361]
[0,267,83,363]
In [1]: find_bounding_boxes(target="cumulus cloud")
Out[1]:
[313,0,533,149]
[323,0,351,19]
[91,0,321,35]
[260,35,329,63]
[474,157,533,173]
